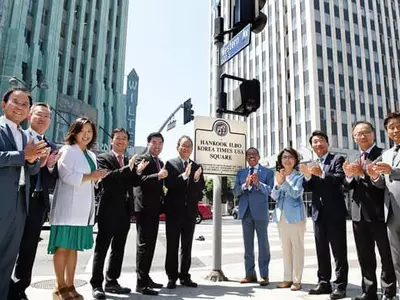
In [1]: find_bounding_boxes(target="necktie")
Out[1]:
[117,155,124,168]
[249,167,254,187]
[184,161,188,170]
[34,135,43,191]
[317,157,324,169]
[154,157,161,171]
[360,151,368,168]
[393,145,400,164]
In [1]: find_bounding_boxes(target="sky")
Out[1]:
[125,1,211,160]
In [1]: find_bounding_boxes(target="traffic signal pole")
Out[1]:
[205,1,228,282]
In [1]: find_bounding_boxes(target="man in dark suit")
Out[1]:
[343,121,396,300]
[0,88,46,298]
[134,132,167,296]
[91,128,149,299]
[368,112,400,297]
[300,130,348,300]
[9,103,60,300]
[164,136,205,289]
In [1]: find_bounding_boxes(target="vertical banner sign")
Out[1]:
[194,116,247,176]
[126,69,139,148]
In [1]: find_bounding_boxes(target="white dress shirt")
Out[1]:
[3,117,25,185]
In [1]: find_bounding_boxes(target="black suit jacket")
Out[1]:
[164,157,205,219]
[344,146,385,222]
[304,153,347,222]
[133,152,164,216]
[96,152,139,220]
[28,136,58,208]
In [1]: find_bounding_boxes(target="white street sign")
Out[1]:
[194,116,247,176]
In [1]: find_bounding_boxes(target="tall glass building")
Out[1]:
[0,0,129,148]
[210,0,400,163]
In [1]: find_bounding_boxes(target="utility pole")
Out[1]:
[205,1,228,282]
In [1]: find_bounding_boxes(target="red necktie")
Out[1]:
[118,155,124,168]
[154,157,161,171]
[361,152,367,168]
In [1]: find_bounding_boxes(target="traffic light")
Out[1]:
[233,79,260,117]
[183,98,194,125]
[232,0,267,36]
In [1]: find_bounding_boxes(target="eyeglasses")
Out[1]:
[282,155,295,160]
[9,99,30,109]
[353,131,372,137]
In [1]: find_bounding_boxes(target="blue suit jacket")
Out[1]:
[271,170,306,224]
[233,165,274,221]
[0,121,40,216]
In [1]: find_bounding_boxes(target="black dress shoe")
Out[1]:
[330,288,346,300]
[352,293,378,300]
[105,283,131,294]
[382,296,396,300]
[180,279,198,288]
[167,280,177,289]
[149,280,163,289]
[136,287,159,296]
[92,287,106,300]
[308,282,332,295]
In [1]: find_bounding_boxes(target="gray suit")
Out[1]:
[373,145,400,288]
[0,120,40,299]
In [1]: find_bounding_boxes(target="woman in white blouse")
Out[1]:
[49,117,107,300]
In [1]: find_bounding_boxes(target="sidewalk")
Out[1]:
[28,257,369,299]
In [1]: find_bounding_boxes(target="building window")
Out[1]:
[24,29,31,47]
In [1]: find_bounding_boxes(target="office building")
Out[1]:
[210,0,400,164]
[0,0,129,148]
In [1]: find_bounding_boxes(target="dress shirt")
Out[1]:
[4,117,25,186]
[346,144,376,183]
[112,150,125,167]
[242,163,260,191]
[305,153,328,181]
[180,157,190,180]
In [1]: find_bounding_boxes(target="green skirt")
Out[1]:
[48,225,94,254]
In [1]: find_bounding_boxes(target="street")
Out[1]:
[28,217,383,299]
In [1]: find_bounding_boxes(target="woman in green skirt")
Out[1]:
[48,117,107,300]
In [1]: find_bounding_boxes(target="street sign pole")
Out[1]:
[205,1,228,282]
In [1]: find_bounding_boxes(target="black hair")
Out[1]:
[147,132,164,143]
[384,112,400,130]
[277,148,300,169]
[2,88,33,106]
[309,130,329,145]
[111,127,130,140]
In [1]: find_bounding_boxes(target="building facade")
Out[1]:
[0,0,129,148]
[210,0,400,164]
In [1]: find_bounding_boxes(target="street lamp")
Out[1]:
[8,76,48,92]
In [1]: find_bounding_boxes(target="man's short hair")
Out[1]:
[30,102,51,114]
[384,112,400,130]
[2,88,33,106]
[245,147,260,156]
[111,127,130,140]
[177,135,193,147]
[309,130,329,145]
[352,121,375,133]
[147,132,164,143]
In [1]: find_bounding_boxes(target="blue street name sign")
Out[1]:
[220,24,251,66]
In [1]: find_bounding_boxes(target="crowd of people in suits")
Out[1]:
[0,88,205,300]
[234,115,400,300]
[1,87,400,300]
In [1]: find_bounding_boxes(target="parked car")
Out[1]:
[131,202,213,224]
[232,205,239,219]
